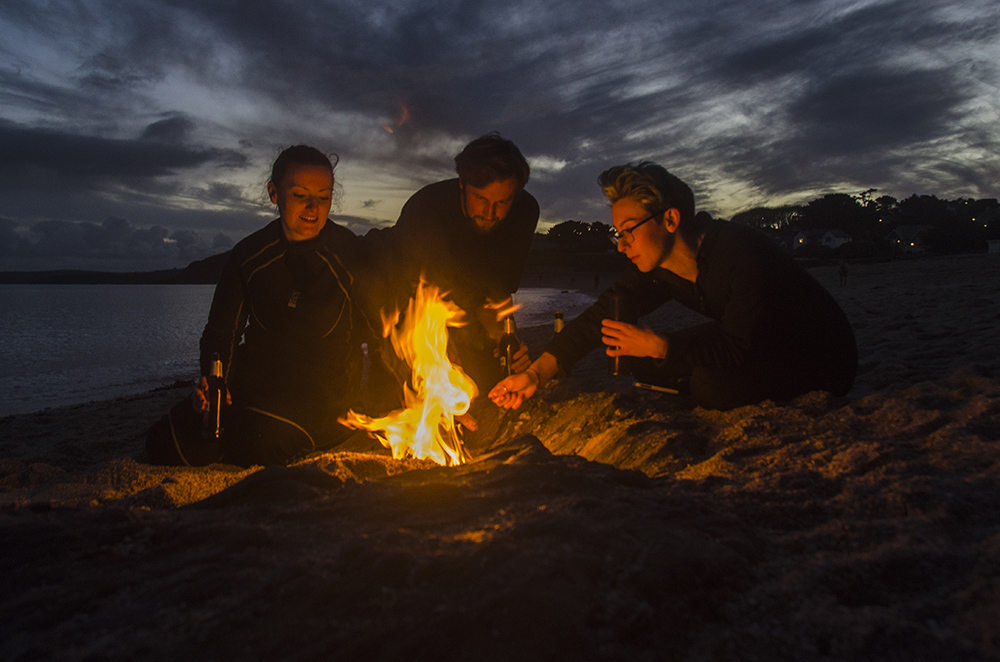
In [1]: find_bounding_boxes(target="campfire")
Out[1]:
[340,281,478,466]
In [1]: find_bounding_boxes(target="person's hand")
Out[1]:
[190,376,231,414]
[492,340,531,373]
[511,342,531,374]
[601,320,668,359]
[488,369,540,409]
[191,376,210,413]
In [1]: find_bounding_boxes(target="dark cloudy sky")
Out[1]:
[1,0,997,271]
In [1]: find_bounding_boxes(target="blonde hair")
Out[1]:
[598,161,695,224]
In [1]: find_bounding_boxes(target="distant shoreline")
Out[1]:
[0,251,230,284]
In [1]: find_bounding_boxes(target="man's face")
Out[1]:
[461,177,520,233]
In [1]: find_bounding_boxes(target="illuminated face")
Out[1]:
[461,176,520,233]
[267,163,334,242]
[611,197,674,273]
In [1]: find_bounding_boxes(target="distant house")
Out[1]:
[791,229,851,253]
[820,229,853,249]
[887,225,932,254]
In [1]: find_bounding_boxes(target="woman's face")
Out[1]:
[611,197,673,272]
[268,163,333,242]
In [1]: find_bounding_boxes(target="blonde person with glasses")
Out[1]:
[489,161,857,411]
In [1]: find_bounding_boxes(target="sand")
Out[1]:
[2,253,999,661]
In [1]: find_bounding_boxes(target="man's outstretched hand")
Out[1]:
[488,369,539,410]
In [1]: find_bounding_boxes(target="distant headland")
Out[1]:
[0,252,230,285]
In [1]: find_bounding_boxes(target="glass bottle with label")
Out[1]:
[498,315,520,377]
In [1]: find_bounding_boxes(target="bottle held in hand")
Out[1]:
[608,291,635,377]
[498,315,520,377]
[205,352,224,440]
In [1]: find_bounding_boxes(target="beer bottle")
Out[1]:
[498,315,520,377]
[607,291,635,377]
[205,352,224,440]
[553,311,564,334]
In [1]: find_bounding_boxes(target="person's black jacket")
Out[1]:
[546,219,857,407]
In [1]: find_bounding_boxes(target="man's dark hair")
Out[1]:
[454,132,530,188]
[270,144,338,185]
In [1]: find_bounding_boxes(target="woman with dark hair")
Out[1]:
[489,161,857,412]
[148,145,382,466]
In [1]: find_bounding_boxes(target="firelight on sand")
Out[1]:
[340,281,477,466]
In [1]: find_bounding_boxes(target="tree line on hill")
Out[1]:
[727,191,999,258]
[541,191,999,261]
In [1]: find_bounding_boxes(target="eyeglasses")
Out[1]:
[609,211,661,246]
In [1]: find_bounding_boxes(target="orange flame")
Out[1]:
[339,280,476,466]
[485,296,520,322]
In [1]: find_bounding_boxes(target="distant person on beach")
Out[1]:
[489,161,857,411]
[839,260,849,286]
[369,132,539,395]
[147,145,384,466]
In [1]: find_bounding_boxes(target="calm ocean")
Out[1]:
[0,284,597,417]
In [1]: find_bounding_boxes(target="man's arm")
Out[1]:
[487,351,559,409]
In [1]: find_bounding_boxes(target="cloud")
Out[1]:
[788,68,969,154]
[0,121,247,180]
[5,215,228,267]
[330,214,391,235]
[141,115,196,143]
[0,0,997,268]
[0,217,18,257]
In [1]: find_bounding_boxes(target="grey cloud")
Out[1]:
[0,121,248,179]
[787,68,969,154]
[141,115,196,143]
[212,233,234,250]
[330,214,392,235]
[9,216,226,265]
[0,217,19,257]
[188,182,260,211]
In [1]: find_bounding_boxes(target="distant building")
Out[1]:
[791,229,852,253]
[887,225,932,254]
[820,229,853,250]
[988,239,1000,255]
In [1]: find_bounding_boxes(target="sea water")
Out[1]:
[0,284,597,417]
[0,284,216,417]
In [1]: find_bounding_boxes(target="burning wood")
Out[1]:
[340,280,477,466]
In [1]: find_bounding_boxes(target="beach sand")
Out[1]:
[2,254,999,660]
